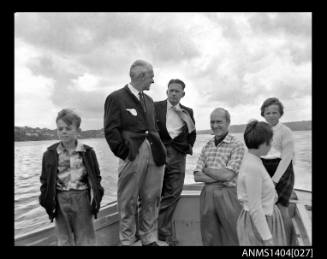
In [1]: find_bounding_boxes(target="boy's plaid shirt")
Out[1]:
[194,134,245,187]
[56,141,89,191]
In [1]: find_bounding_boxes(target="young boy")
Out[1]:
[39,109,104,246]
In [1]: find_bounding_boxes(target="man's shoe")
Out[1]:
[159,237,178,246]
[156,240,169,246]
[131,240,142,246]
[143,242,159,246]
[167,240,178,246]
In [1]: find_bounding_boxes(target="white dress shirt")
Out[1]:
[261,122,295,183]
[166,100,184,139]
[261,122,294,159]
[128,83,141,100]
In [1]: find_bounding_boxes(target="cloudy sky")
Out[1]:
[15,12,311,130]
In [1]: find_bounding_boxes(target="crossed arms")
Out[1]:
[194,167,235,183]
[193,140,245,183]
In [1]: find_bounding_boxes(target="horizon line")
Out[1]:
[15,119,312,131]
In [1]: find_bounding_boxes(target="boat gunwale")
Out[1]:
[15,184,311,245]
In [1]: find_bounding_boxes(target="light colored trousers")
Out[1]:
[55,189,96,246]
[117,140,164,245]
[200,184,242,246]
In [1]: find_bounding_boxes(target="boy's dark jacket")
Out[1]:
[39,142,104,222]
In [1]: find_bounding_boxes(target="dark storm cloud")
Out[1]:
[53,90,106,115]
[15,13,200,77]
[15,13,311,129]
[26,55,81,83]
[25,54,103,111]
[15,13,202,116]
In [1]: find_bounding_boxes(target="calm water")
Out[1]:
[14,131,311,238]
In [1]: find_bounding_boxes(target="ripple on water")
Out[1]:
[15,193,38,204]
[15,214,50,237]
[16,203,38,218]
[15,186,39,198]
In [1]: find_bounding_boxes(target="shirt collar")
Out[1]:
[211,133,232,146]
[272,122,281,130]
[128,83,141,99]
[167,99,181,110]
[247,151,262,162]
[223,133,233,143]
[56,140,85,154]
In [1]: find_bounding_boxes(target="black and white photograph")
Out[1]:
[14,12,312,248]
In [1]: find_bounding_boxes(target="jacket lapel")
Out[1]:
[123,85,139,104]
[161,100,168,126]
[123,85,145,115]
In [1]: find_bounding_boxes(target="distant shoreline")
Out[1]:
[15,120,311,142]
[197,120,311,135]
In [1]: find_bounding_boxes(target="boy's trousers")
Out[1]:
[117,139,164,246]
[55,189,96,246]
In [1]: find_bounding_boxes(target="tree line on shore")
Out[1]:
[14,120,311,142]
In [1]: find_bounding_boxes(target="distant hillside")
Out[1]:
[15,120,311,142]
[196,120,311,134]
[14,126,105,142]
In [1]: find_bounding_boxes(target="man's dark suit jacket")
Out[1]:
[104,85,166,166]
[154,100,196,155]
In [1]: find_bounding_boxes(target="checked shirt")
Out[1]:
[194,134,245,187]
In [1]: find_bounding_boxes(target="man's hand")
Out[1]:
[203,167,235,182]
[193,171,217,183]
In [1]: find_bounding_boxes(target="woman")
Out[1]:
[260,97,296,245]
[237,120,287,246]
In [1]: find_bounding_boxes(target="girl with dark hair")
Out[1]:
[237,120,287,246]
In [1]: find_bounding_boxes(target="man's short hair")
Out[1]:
[56,109,81,129]
[211,107,231,124]
[168,79,185,89]
[260,97,284,117]
[244,120,273,149]
[129,60,153,80]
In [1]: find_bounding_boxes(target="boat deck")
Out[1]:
[15,184,311,246]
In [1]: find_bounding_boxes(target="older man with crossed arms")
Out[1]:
[193,107,245,246]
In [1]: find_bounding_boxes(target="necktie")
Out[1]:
[172,106,195,133]
[138,92,147,112]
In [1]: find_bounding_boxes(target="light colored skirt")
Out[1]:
[237,205,287,246]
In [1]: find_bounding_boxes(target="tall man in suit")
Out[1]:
[104,60,166,246]
[154,79,196,245]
